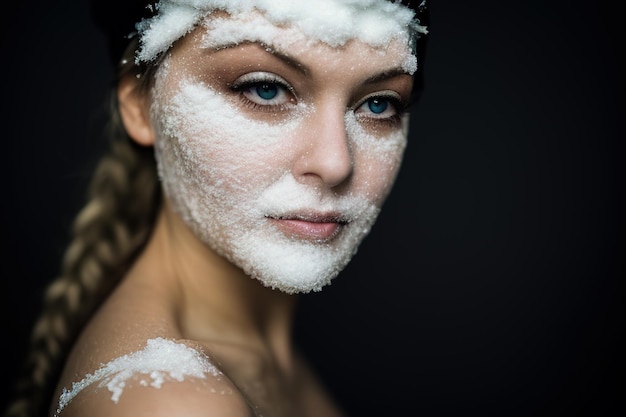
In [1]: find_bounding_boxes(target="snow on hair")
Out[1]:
[134,0,428,63]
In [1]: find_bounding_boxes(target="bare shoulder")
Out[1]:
[59,373,253,417]
[54,337,254,417]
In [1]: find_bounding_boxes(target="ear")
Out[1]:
[117,74,155,146]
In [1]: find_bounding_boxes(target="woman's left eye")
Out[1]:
[355,94,403,120]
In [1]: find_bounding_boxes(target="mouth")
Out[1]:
[266,213,348,242]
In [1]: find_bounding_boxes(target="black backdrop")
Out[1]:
[2,1,624,416]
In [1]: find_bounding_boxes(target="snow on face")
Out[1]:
[147,7,413,294]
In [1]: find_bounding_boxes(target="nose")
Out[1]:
[292,103,353,188]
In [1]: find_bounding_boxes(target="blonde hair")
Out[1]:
[3,42,161,417]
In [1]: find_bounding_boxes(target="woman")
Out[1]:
[5,1,428,416]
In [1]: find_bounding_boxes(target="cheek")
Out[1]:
[153,80,300,192]
[347,114,407,204]
[354,152,404,205]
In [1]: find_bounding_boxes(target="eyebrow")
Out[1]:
[264,46,411,85]
[211,41,310,75]
[362,68,412,85]
[261,44,311,76]
[213,41,409,82]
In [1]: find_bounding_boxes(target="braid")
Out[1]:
[3,91,161,417]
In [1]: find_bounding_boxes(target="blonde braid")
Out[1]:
[3,91,161,417]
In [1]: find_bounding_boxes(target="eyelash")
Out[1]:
[353,93,407,128]
[230,72,296,113]
[229,72,407,126]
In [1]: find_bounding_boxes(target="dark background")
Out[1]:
[2,1,624,416]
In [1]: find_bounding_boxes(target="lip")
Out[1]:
[267,213,346,242]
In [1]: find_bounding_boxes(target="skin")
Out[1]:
[50,12,414,417]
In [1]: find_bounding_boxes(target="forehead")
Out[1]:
[164,10,417,79]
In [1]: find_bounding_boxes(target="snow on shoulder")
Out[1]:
[55,337,221,416]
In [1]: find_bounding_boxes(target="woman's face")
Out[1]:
[149,10,415,293]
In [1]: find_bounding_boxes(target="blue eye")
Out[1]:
[244,81,290,106]
[367,98,389,114]
[231,72,295,109]
[355,94,402,120]
[255,83,279,100]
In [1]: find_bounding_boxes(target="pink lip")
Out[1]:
[268,216,345,242]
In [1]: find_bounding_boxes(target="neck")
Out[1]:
[134,200,299,369]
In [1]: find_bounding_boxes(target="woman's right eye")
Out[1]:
[230,72,296,110]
